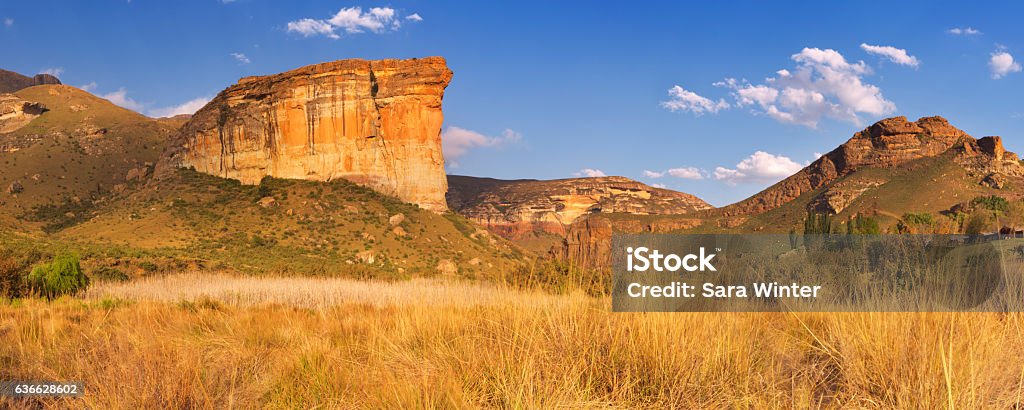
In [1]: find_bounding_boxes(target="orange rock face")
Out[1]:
[165,57,453,212]
[447,175,712,240]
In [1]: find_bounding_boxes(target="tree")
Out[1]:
[26,253,90,299]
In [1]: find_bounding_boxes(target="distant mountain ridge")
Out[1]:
[447,175,712,252]
[720,116,1022,217]
[556,115,1024,267]
[0,69,61,93]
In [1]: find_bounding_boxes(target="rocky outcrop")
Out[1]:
[723,116,1023,216]
[162,57,453,212]
[448,175,712,239]
[557,116,1024,267]
[0,69,61,93]
[0,94,46,133]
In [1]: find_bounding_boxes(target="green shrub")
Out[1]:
[93,266,130,282]
[26,253,90,299]
[846,214,881,235]
[901,212,934,226]
[972,195,1010,213]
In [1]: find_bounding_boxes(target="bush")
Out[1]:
[26,253,90,299]
[972,195,1010,213]
[93,266,130,282]
[0,256,25,298]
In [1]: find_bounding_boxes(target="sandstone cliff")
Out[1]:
[447,175,712,240]
[0,69,61,93]
[162,57,453,212]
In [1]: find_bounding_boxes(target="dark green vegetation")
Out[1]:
[26,253,89,299]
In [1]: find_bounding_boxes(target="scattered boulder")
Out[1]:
[982,173,1007,189]
[6,181,23,195]
[436,259,458,275]
[389,213,406,226]
[356,250,376,264]
[257,197,277,208]
[468,258,481,266]
[125,164,152,182]
[391,226,407,237]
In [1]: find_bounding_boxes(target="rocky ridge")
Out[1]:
[723,116,1023,216]
[0,69,61,94]
[447,175,712,239]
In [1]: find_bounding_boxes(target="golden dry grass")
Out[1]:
[1,274,1023,408]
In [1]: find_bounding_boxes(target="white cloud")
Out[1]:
[287,19,339,39]
[660,85,729,115]
[667,167,707,180]
[79,82,97,92]
[574,168,607,178]
[3,18,12,28]
[441,126,521,167]
[650,183,667,189]
[644,167,706,180]
[989,51,1021,79]
[860,43,920,68]
[714,47,896,128]
[98,88,145,112]
[39,67,64,77]
[287,7,419,39]
[231,52,251,64]
[947,27,981,36]
[149,96,212,118]
[713,151,805,185]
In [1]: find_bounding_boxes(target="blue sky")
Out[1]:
[2,1,1022,206]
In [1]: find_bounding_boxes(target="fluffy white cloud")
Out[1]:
[713,151,805,185]
[860,44,920,68]
[231,52,251,64]
[644,167,707,180]
[715,47,896,128]
[990,51,1021,79]
[149,96,212,118]
[660,85,729,115]
[98,88,145,112]
[287,19,338,39]
[88,83,210,118]
[39,67,64,77]
[286,7,419,39]
[441,126,521,167]
[650,183,668,189]
[667,167,707,180]
[3,18,12,28]
[947,27,981,36]
[574,168,607,178]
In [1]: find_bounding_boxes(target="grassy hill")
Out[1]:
[0,85,528,280]
[0,85,173,232]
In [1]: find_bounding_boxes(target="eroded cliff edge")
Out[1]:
[161,57,453,212]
